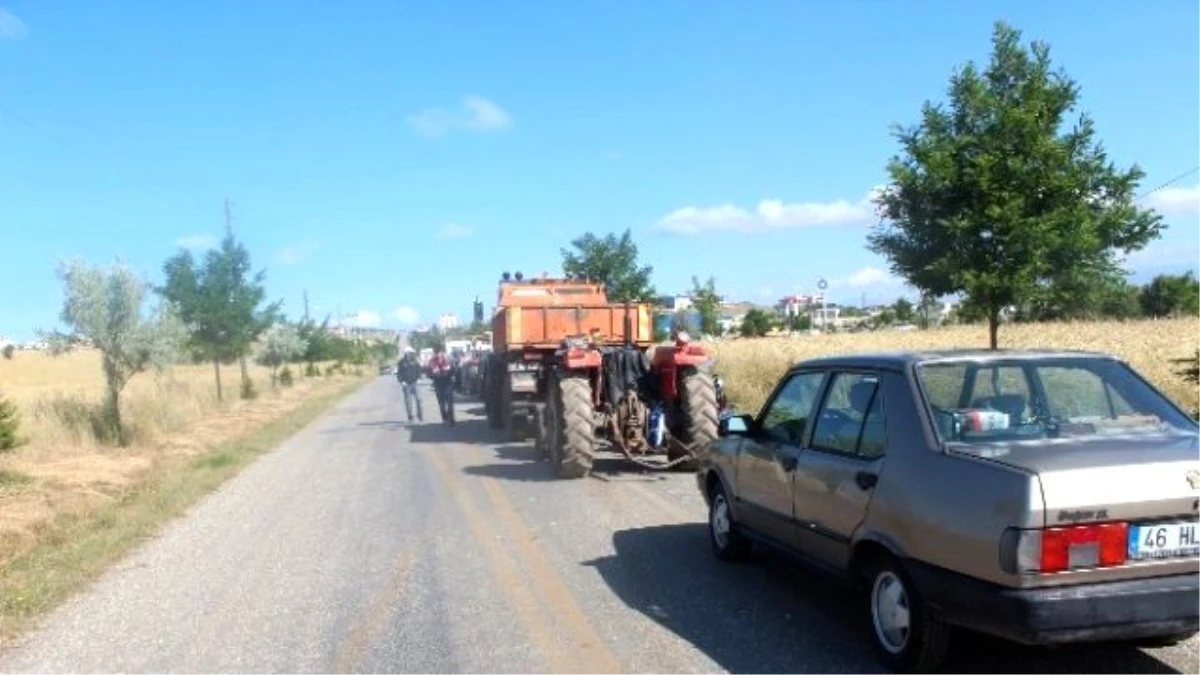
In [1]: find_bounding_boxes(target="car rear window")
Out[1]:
[915,357,1197,444]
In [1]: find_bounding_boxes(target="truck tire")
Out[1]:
[501,375,523,442]
[550,372,594,479]
[669,367,718,471]
[486,361,503,429]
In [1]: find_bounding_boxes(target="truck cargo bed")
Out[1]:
[493,303,654,352]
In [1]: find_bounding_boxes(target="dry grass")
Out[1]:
[708,318,1200,415]
[0,348,366,565]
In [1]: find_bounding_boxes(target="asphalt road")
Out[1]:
[1,378,1196,674]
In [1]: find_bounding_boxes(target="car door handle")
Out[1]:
[781,456,798,472]
[855,471,878,490]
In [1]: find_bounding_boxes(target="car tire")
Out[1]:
[708,480,751,562]
[863,555,950,674]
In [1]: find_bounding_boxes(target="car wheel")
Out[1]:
[864,556,950,673]
[708,481,750,562]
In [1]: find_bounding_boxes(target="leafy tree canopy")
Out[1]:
[868,21,1163,348]
[561,229,656,303]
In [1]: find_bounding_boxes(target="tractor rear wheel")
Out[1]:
[549,371,595,479]
[669,367,718,471]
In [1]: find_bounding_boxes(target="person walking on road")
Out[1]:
[396,347,424,422]
[427,344,456,426]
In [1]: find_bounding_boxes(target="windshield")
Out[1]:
[915,357,1198,445]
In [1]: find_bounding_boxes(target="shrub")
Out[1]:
[279,366,295,387]
[2,344,14,360]
[1173,350,1199,419]
[0,394,23,451]
[240,377,258,400]
[305,363,319,377]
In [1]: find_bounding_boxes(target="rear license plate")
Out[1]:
[1128,521,1200,561]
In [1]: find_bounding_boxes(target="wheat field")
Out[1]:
[708,318,1200,415]
[0,348,365,560]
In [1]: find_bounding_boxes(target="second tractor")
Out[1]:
[482,273,720,479]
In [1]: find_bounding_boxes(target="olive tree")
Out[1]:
[42,259,185,443]
[255,323,308,386]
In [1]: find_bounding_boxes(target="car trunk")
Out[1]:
[951,433,1199,582]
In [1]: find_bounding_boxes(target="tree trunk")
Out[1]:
[213,359,224,401]
[102,356,124,444]
[239,356,250,388]
[987,307,1000,350]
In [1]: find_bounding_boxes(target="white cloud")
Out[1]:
[655,187,886,235]
[273,241,320,266]
[436,223,474,239]
[392,306,420,326]
[351,310,382,328]
[1121,242,1200,270]
[175,234,216,251]
[1146,185,1200,218]
[405,95,512,138]
[837,267,905,289]
[0,9,27,40]
[460,95,511,131]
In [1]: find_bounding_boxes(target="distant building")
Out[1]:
[436,313,460,331]
[656,294,694,312]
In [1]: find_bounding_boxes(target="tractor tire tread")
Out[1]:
[556,375,595,479]
[671,368,718,470]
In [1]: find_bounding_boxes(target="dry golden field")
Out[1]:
[0,348,366,562]
[708,318,1200,415]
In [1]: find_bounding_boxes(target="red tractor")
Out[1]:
[482,273,719,478]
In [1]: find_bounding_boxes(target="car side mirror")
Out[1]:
[719,414,753,437]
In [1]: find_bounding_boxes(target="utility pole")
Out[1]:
[224,198,235,235]
[303,290,310,323]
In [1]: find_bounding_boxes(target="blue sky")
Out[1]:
[1,1,1197,340]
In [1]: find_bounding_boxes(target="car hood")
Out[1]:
[947,432,1200,524]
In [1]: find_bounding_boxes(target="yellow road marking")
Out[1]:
[332,549,416,672]
[475,475,624,674]
[424,449,577,673]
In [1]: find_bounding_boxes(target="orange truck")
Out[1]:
[481,273,719,479]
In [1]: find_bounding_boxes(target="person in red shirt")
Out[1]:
[427,344,456,426]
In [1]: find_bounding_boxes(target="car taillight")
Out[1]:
[1040,522,1128,573]
[1001,522,1129,575]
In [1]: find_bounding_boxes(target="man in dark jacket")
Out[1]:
[427,344,456,426]
[396,347,424,422]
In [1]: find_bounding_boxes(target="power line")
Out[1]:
[1136,166,1200,202]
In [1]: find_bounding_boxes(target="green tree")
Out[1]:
[1,344,13,360]
[1139,272,1200,318]
[255,322,309,387]
[690,276,722,336]
[788,313,813,331]
[0,394,22,452]
[671,309,696,336]
[738,308,775,337]
[868,21,1163,349]
[561,229,656,302]
[158,228,281,400]
[892,298,915,323]
[42,259,185,444]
